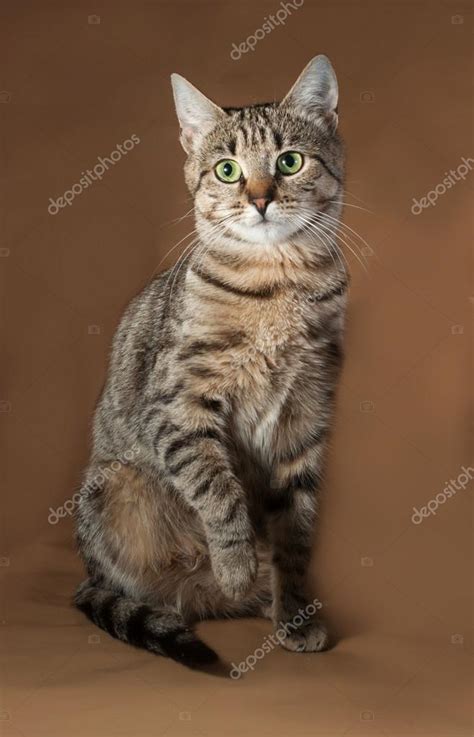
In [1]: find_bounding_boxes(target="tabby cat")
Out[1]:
[74,55,347,668]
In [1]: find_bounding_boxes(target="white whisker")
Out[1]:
[330,200,373,213]
[312,217,368,272]
[294,212,348,274]
[317,211,373,258]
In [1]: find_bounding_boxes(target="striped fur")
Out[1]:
[74,56,347,665]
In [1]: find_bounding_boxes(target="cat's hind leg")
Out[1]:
[75,463,218,666]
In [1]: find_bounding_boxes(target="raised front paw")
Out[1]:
[277,618,329,653]
[211,541,258,601]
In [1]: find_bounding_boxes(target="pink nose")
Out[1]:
[252,197,271,216]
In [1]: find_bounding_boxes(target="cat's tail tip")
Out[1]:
[163,628,219,667]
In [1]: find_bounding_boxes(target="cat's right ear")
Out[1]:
[171,74,225,154]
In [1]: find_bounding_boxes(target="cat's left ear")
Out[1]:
[171,74,225,154]
[282,55,339,130]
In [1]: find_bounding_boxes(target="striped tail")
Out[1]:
[74,579,218,668]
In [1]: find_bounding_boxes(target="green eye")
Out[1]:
[215,159,242,183]
[277,151,304,175]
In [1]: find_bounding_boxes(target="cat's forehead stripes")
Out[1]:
[222,104,283,156]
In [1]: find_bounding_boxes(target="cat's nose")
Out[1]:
[251,197,272,216]
[246,177,274,217]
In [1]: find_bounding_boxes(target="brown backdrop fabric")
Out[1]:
[1,1,472,735]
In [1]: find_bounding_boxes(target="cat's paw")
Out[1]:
[211,543,258,601]
[277,619,329,653]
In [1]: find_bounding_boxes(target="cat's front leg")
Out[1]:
[156,396,257,601]
[268,445,329,652]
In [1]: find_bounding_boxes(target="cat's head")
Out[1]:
[171,56,344,250]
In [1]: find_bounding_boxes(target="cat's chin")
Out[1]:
[229,219,300,247]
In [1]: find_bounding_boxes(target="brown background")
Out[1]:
[1,1,472,735]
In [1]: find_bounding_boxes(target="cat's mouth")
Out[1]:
[246,204,278,228]
[229,212,300,246]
